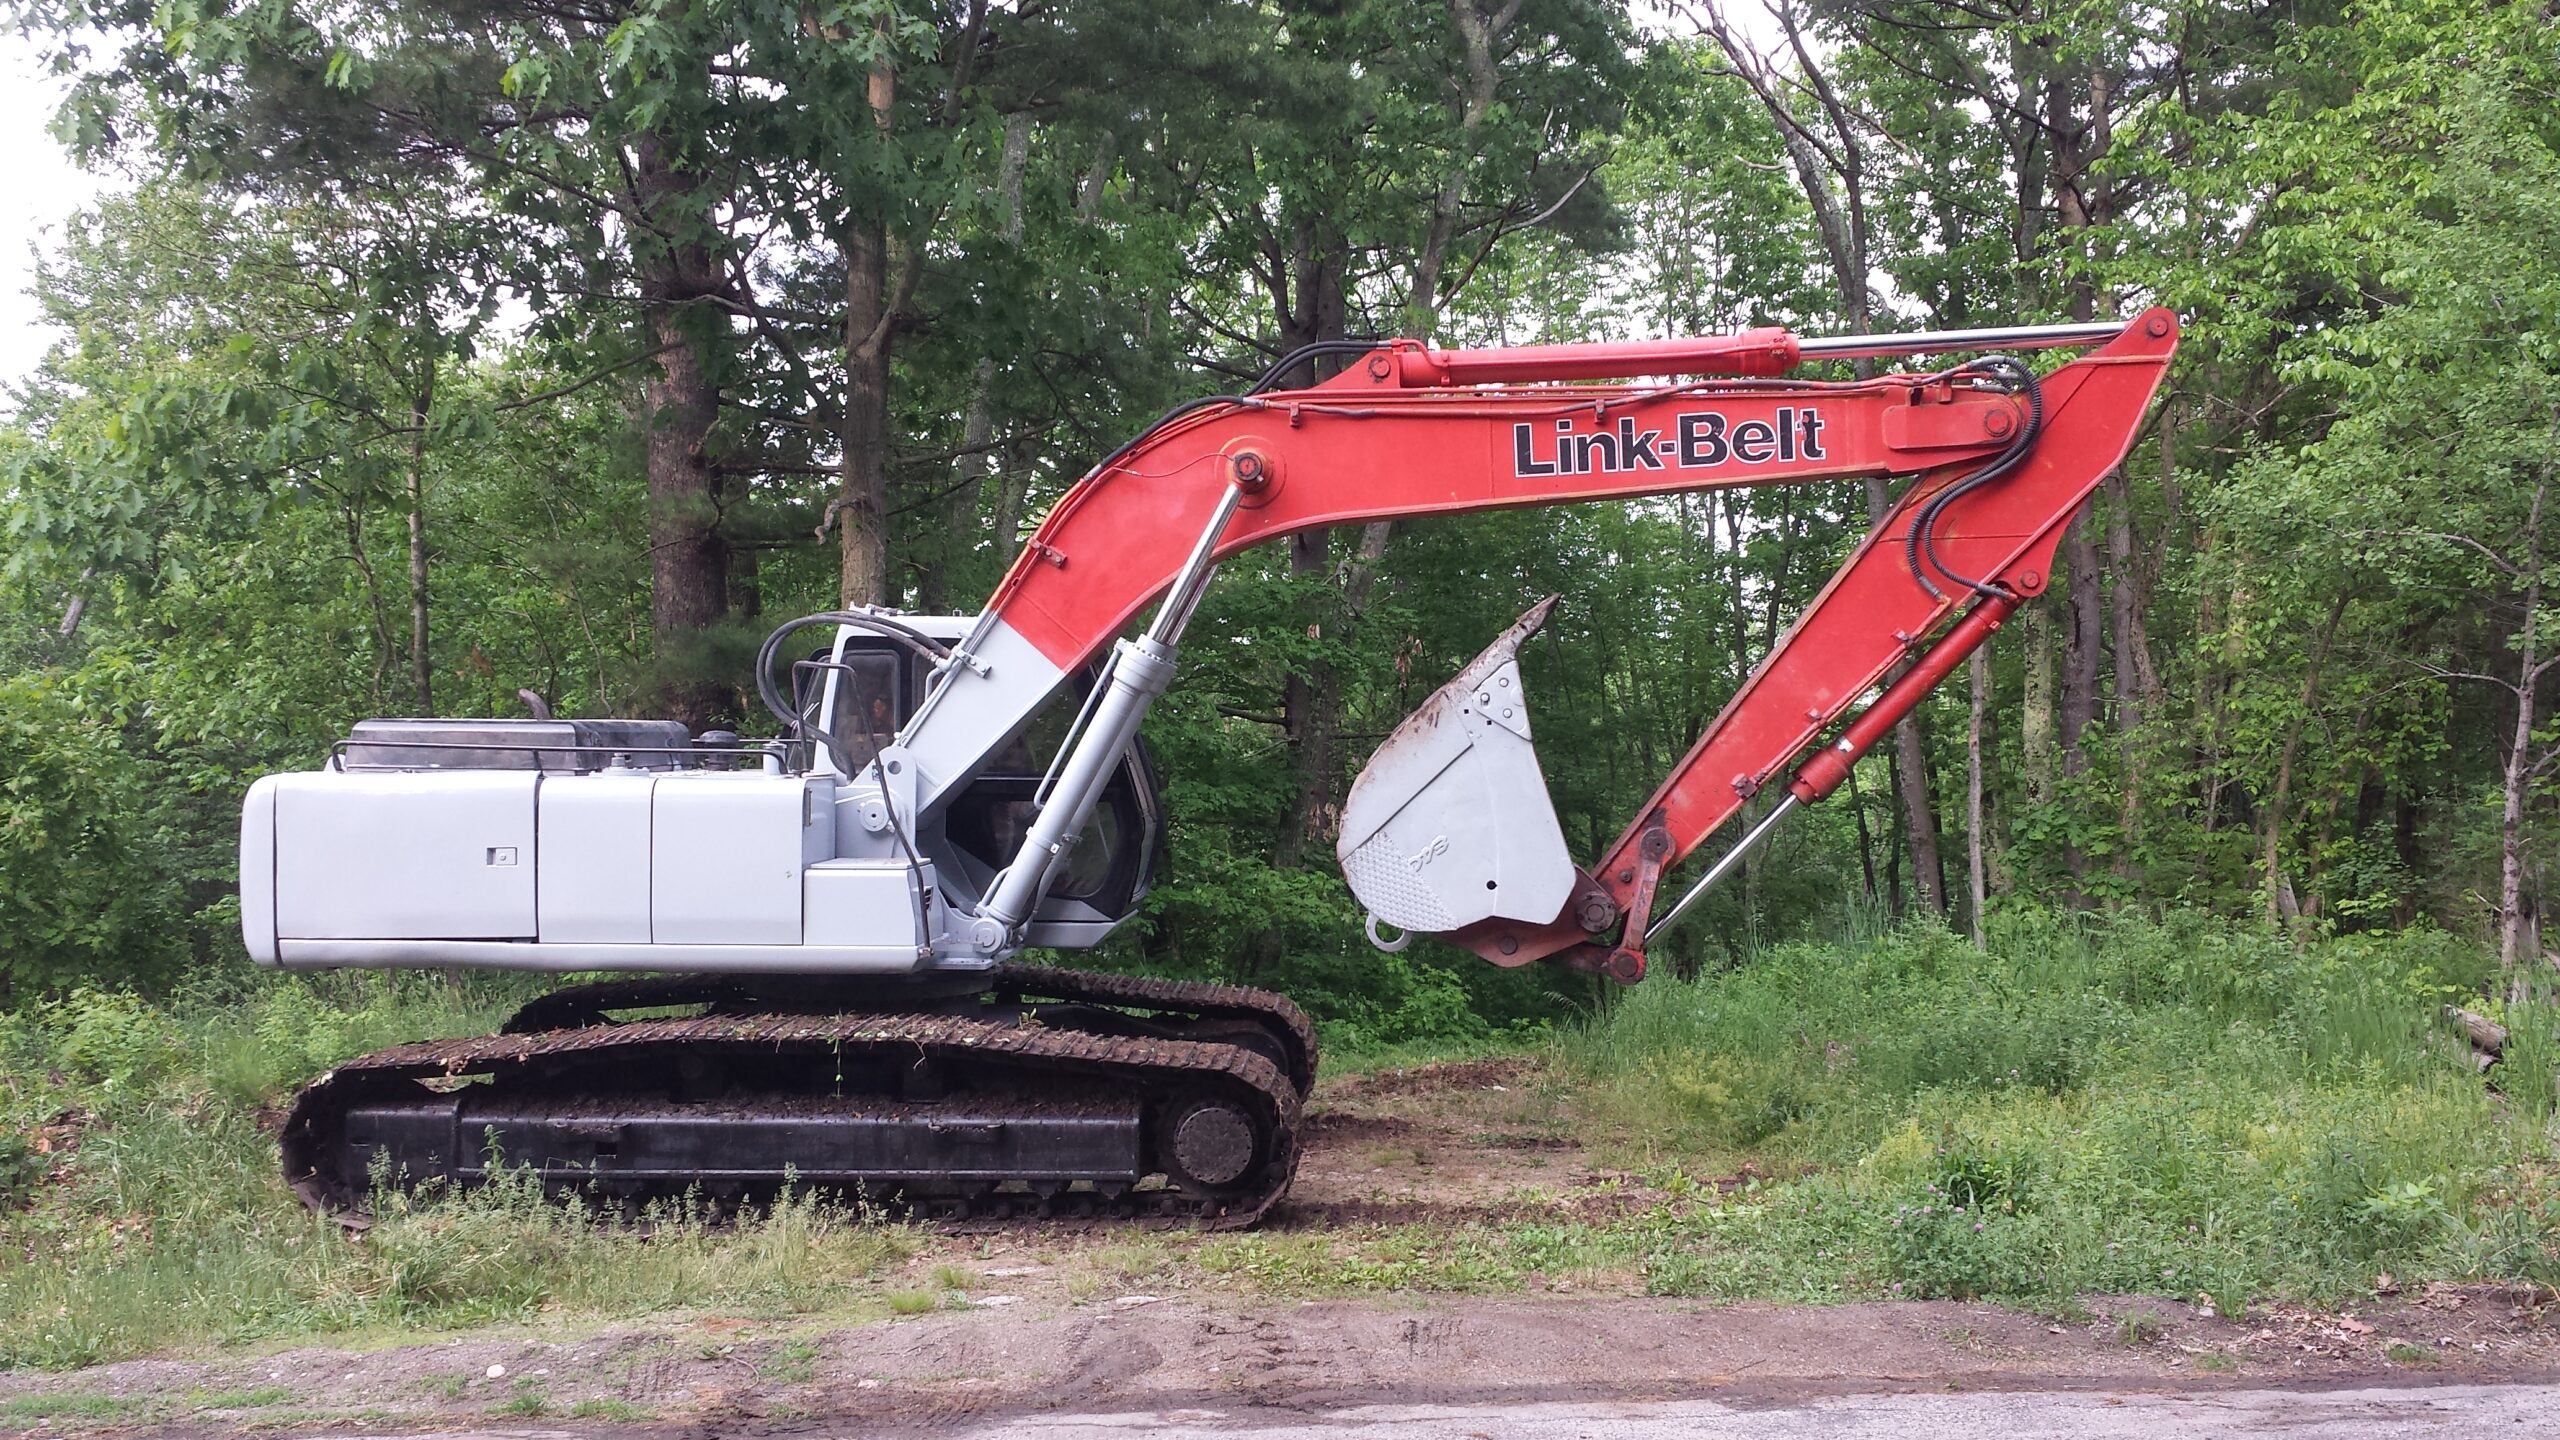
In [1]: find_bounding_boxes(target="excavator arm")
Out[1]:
[899,310,2178,979]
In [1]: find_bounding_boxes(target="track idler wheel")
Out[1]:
[1166,1098,1261,1190]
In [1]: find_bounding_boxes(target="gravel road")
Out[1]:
[289,1382,2559,1438]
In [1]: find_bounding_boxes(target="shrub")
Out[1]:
[0,675,185,996]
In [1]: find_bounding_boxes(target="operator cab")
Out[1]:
[803,620,1165,930]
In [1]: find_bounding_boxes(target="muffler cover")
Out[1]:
[1336,599,1576,934]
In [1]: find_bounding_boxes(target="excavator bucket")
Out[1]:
[1338,598,1577,941]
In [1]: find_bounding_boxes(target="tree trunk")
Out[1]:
[2022,601,2055,805]
[1849,762,1879,903]
[1884,746,1907,917]
[1408,0,1518,331]
[837,57,898,608]
[2263,591,2350,928]
[1274,521,1395,866]
[2500,482,2548,981]
[405,358,435,714]
[630,134,733,732]
[1717,12,1947,912]
[1969,645,1990,946]
[1865,477,1945,914]
[920,113,1032,615]
[1268,241,1351,869]
[1274,531,1338,870]
[2105,469,2150,884]
[2058,516,2104,772]
[340,498,397,706]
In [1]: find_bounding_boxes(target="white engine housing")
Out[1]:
[240,767,941,974]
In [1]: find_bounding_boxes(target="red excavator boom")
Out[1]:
[965,310,2177,979]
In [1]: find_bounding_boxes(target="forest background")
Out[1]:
[0,0,2555,1044]
[3,0,2560,1376]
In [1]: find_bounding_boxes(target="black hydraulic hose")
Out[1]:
[1247,338,1387,395]
[1080,394,1247,483]
[753,610,952,775]
[1904,356,2045,602]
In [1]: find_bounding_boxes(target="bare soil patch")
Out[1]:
[1272,1052,1670,1228]
[11,1292,2559,1436]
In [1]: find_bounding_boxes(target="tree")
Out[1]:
[2252,37,2560,971]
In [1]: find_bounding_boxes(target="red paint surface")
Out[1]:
[983,311,2178,959]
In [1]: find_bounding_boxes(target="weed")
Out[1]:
[568,1397,655,1420]
[190,1386,294,1409]
[2042,1297,2097,1326]
[2196,1352,2239,1373]
[760,1338,821,1383]
[2386,1340,2436,1365]
[493,1379,549,1417]
[2116,1309,2164,1346]
[0,909,2544,1367]
[0,1392,138,1422]
[416,1373,470,1401]
[1087,1240,1175,1285]
[1563,911,2523,1307]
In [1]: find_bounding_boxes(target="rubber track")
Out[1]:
[991,964,1319,1097]
[281,1011,1300,1230]
[496,965,1319,1097]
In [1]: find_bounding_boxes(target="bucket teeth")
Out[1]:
[1337,598,1576,937]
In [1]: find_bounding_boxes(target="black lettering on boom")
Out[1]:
[1510,407,1825,478]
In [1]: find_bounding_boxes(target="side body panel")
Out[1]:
[239,775,281,963]
[537,775,655,943]
[273,772,538,940]
[650,775,832,945]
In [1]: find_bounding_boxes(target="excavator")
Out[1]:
[241,309,2177,1227]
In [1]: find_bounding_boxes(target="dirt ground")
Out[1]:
[1268,1055,1672,1228]
[7,1057,2559,1435]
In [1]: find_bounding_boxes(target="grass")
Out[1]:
[0,1393,138,1422]
[188,1386,294,1409]
[0,972,921,1370]
[1558,908,2560,1312]
[1,909,2555,1374]
[759,1338,821,1383]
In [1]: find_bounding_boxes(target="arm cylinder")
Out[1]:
[1644,592,2018,948]
[1788,593,2019,805]
[1400,328,1800,385]
[1794,319,2128,363]
[1396,318,2131,387]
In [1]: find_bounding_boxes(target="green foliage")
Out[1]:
[0,972,917,1369]
[1572,908,2533,1308]
[0,676,184,995]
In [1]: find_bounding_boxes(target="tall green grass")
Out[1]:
[3,912,2554,1369]
[1568,908,2560,1308]
[0,972,916,1369]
